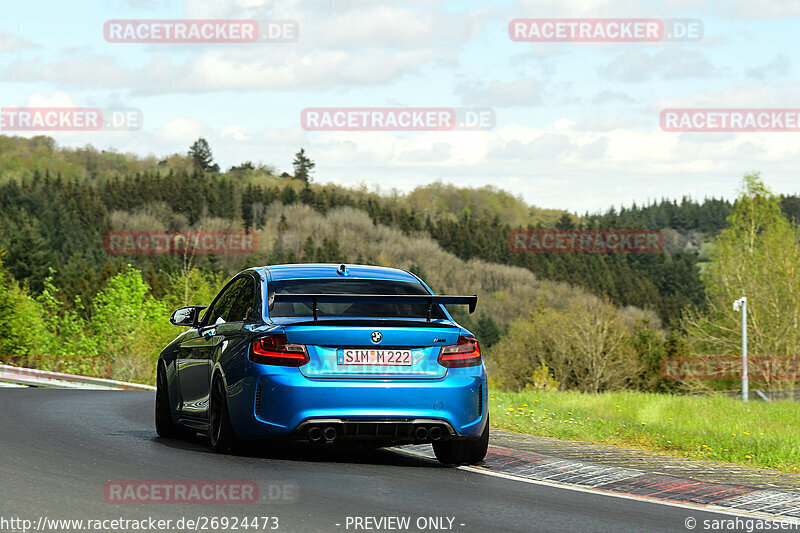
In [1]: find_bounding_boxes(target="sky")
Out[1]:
[2,0,800,213]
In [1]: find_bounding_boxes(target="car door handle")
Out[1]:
[201,327,217,340]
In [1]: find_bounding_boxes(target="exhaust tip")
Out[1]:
[323,426,337,441]
[429,427,443,441]
[414,426,429,441]
[307,426,323,443]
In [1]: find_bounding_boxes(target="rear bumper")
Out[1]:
[228,363,488,440]
[294,418,458,443]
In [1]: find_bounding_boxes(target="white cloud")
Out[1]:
[220,125,250,141]
[509,0,800,19]
[25,91,78,108]
[273,116,800,211]
[4,0,800,213]
[648,82,800,109]
[155,117,214,145]
[0,30,36,52]
[4,56,137,88]
[591,90,637,105]
[573,115,647,131]
[456,77,542,107]
[24,111,800,211]
[3,1,486,95]
[507,0,652,18]
[3,47,450,93]
[688,0,800,19]
[746,54,791,80]
[397,142,452,163]
[598,48,717,82]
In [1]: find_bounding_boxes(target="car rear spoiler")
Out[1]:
[269,293,478,322]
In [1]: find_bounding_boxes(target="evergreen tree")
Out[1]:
[1,216,54,293]
[302,236,316,263]
[319,237,344,263]
[277,214,289,232]
[555,212,575,229]
[292,148,315,183]
[474,314,502,348]
[188,138,219,173]
[280,186,297,205]
[408,263,426,281]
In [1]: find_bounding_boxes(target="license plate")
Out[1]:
[337,349,413,366]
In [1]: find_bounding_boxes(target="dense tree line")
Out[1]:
[2,163,799,325]
[2,135,799,328]
[3,137,798,392]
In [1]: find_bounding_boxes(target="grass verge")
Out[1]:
[489,389,800,474]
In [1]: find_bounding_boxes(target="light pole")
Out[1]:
[733,296,748,402]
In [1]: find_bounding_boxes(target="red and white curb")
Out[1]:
[399,444,800,523]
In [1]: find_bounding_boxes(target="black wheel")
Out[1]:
[208,376,238,453]
[155,365,193,439]
[433,416,489,465]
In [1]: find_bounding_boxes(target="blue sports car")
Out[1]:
[156,263,489,465]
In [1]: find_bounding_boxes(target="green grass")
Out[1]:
[490,390,800,474]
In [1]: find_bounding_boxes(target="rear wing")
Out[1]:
[269,293,478,322]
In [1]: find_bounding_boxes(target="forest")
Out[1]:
[1,135,798,393]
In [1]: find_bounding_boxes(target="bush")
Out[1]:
[90,266,173,383]
[0,252,49,357]
[488,297,656,393]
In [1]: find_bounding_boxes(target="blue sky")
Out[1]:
[2,0,800,212]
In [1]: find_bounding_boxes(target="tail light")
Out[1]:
[249,334,309,367]
[438,336,482,368]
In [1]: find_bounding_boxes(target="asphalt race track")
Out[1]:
[0,390,747,532]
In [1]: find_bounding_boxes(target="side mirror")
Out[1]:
[170,306,207,327]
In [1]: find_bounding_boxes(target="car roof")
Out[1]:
[254,263,422,283]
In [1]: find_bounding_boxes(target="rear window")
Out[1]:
[267,279,446,319]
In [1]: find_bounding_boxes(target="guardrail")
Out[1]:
[0,364,155,390]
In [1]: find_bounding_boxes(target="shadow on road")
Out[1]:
[148,431,443,468]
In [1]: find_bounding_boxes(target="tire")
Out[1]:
[433,416,489,466]
[208,376,238,453]
[155,364,193,439]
